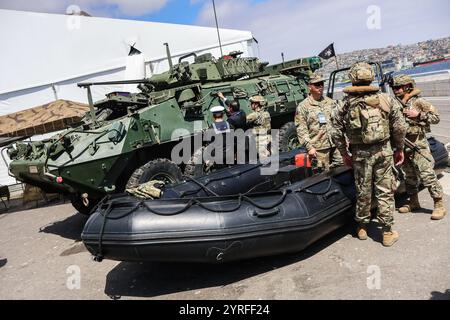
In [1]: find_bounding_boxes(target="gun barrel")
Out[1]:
[404,138,433,162]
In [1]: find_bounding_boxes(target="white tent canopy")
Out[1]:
[0,9,255,185]
[0,9,255,114]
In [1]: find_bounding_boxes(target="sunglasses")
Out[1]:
[312,82,324,88]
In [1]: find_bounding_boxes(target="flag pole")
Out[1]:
[333,43,340,69]
[212,0,224,58]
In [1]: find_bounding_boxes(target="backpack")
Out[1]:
[344,93,391,144]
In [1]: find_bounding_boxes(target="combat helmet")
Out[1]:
[392,74,416,89]
[348,62,375,85]
[249,95,267,106]
[309,72,326,85]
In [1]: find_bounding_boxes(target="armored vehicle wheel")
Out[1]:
[71,196,97,215]
[279,122,300,152]
[126,158,183,189]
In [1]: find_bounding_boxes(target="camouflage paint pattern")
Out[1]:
[247,108,271,160]
[400,92,443,198]
[295,96,343,169]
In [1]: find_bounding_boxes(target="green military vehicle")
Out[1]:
[5,49,322,214]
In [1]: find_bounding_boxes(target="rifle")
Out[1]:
[404,138,433,163]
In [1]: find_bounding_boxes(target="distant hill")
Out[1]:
[319,36,450,76]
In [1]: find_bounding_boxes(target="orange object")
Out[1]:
[295,154,311,168]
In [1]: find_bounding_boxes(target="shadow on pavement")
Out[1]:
[39,212,88,241]
[0,198,68,217]
[103,224,353,299]
[0,258,7,268]
[430,289,450,300]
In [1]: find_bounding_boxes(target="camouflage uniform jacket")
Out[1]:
[295,96,336,151]
[399,90,440,142]
[246,109,271,135]
[331,92,407,154]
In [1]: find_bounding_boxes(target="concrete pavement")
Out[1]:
[1,173,449,300]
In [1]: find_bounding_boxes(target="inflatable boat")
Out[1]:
[82,137,448,264]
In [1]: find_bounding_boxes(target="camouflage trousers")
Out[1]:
[402,138,443,199]
[316,147,344,170]
[351,142,396,230]
[256,134,271,161]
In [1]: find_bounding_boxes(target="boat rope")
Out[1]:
[295,178,333,195]
[179,163,264,197]
[183,176,219,197]
[92,189,290,260]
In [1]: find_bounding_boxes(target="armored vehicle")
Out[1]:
[5,49,322,214]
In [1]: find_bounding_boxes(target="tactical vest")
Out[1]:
[401,90,430,136]
[343,88,391,145]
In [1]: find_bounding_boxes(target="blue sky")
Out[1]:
[1,0,449,63]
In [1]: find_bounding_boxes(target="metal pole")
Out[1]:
[164,43,173,69]
[86,86,97,126]
[212,0,224,57]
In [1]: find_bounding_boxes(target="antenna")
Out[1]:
[212,0,224,57]
[281,52,285,67]
[163,43,173,69]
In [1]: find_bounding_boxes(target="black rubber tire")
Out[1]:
[126,158,183,189]
[279,121,300,152]
[71,196,98,215]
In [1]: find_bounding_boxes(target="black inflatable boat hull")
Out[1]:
[82,167,355,263]
[163,149,307,199]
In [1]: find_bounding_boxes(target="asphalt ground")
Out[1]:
[0,97,449,300]
[427,97,450,145]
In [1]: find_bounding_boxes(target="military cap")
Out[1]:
[309,72,326,85]
[210,106,225,113]
[249,95,267,105]
[348,62,375,85]
[392,74,416,88]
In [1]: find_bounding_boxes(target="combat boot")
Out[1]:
[356,224,368,240]
[398,193,421,214]
[431,198,446,220]
[382,229,399,247]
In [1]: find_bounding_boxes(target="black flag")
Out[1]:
[318,43,336,60]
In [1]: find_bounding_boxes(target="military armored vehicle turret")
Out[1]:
[5,48,321,214]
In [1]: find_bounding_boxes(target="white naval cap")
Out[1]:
[210,105,225,113]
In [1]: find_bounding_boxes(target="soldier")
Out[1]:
[391,75,446,220]
[295,72,343,170]
[331,62,407,247]
[246,95,271,161]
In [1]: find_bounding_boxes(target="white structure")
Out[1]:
[0,9,255,185]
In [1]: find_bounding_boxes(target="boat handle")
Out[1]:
[322,189,340,200]
[252,208,280,218]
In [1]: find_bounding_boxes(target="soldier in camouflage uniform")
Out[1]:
[295,72,343,170]
[331,62,407,247]
[391,75,446,220]
[247,95,271,160]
